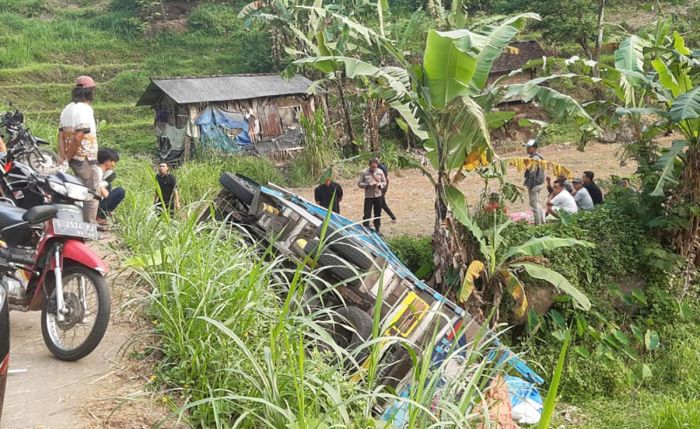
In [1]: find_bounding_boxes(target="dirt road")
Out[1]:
[2,237,176,429]
[293,141,639,236]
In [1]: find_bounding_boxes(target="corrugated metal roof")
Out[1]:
[136,74,313,106]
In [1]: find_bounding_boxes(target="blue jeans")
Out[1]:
[98,187,125,218]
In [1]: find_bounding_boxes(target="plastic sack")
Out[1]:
[505,375,543,425]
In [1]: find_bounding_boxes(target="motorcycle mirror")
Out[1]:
[22,205,58,225]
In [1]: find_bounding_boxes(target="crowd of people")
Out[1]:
[56,75,180,231]
[313,157,397,236]
[524,139,616,223]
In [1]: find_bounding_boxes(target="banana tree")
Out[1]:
[604,25,700,263]
[447,196,593,323]
[240,0,363,151]
[292,11,596,308]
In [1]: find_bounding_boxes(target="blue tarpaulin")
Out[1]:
[195,106,252,152]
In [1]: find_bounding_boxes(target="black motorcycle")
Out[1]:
[1,110,58,175]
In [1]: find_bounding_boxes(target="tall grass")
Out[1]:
[114,158,512,428]
[290,108,340,186]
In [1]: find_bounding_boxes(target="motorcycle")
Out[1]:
[0,264,8,421]
[0,175,110,361]
[1,110,58,175]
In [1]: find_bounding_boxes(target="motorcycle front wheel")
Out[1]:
[23,148,58,174]
[41,265,111,361]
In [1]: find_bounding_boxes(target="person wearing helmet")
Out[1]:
[523,139,545,225]
[58,75,100,223]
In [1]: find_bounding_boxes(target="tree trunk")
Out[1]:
[579,39,592,61]
[363,99,380,153]
[592,0,606,77]
[671,145,700,268]
[431,179,484,321]
[271,27,284,66]
[335,74,357,155]
[426,0,444,28]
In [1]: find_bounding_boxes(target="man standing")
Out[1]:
[377,160,397,223]
[314,174,343,213]
[96,148,126,226]
[546,180,578,218]
[154,162,180,216]
[358,158,387,234]
[582,171,604,205]
[58,75,99,223]
[523,139,545,225]
[571,178,594,211]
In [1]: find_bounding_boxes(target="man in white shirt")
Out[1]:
[572,178,594,211]
[546,180,578,218]
[58,76,99,223]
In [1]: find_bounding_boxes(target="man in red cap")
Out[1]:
[58,75,100,223]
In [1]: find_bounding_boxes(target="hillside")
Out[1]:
[0,0,276,154]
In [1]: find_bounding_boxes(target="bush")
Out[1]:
[0,0,46,17]
[187,4,242,35]
[387,235,434,280]
[90,12,146,37]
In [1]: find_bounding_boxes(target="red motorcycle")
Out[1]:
[1,176,110,361]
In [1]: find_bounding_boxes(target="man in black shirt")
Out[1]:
[582,170,604,205]
[154,162,180,215]
[314,175,343,213]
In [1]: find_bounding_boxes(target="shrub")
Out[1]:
[187,4,242,35]
[387,235,434,280]
[0,0,46,17]
[89,12,146,37]
[115,157,505,428]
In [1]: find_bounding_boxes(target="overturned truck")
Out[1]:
[203,173,544,426]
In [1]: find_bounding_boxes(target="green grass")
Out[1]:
[112,156,506,428]
[0,3,275,163]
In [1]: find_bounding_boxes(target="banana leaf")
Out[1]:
[650,140,687,197]
[485,111,516,130]
[502,237,594,262]
[460,260,485,303]
[614,35,646,75]
[423,29,480,108]
[669,85,700,123]
[512,262,591,311]
[469,13,539,91]
[503,83,596,126]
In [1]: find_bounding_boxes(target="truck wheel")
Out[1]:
[319,227,375,270]
[330,306,373,358]
[304,239,362,288]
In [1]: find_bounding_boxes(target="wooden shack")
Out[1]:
[136,73,315,162]
[488,41,546,84]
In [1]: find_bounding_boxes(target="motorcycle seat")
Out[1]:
[0,203,34,246]
[0,203,26,230]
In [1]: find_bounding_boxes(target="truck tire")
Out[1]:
[304,239,362,288]
[319,227,375,270]
[330,306,373,354]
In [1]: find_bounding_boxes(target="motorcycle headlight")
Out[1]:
[65,182,90,201]
[48,180,67,196]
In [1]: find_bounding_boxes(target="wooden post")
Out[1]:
[184,105,198,162]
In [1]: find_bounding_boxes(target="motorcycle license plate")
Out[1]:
[52,218,98,240]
